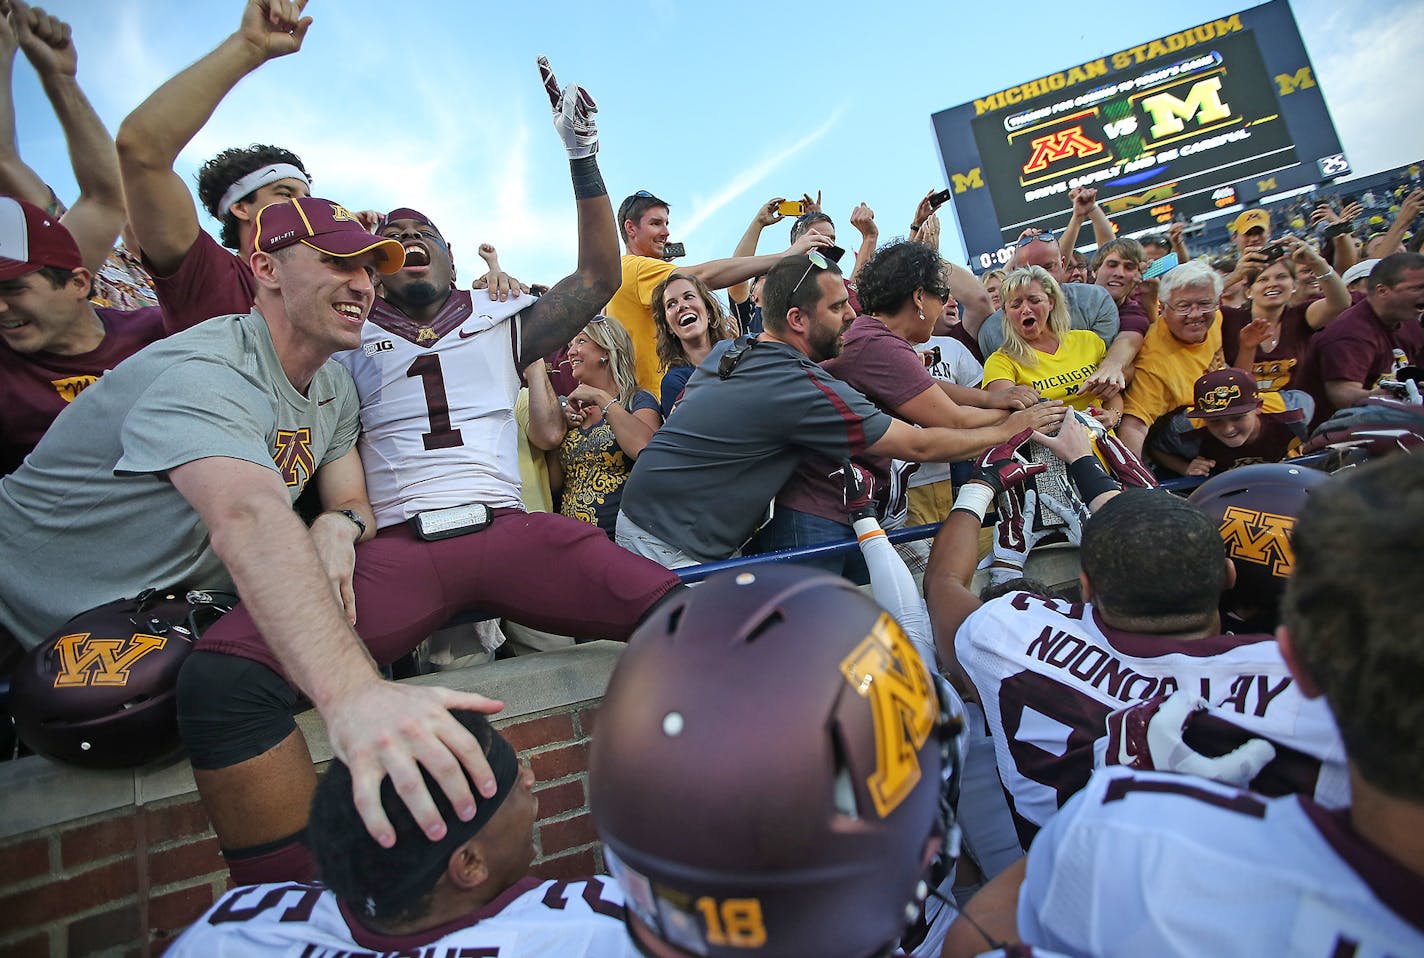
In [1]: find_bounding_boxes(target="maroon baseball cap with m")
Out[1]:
[1188,368,1261,419]
[253,197,405,274]
[0,197,83,280]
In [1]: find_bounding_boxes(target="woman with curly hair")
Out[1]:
[650,272,734,418]
[763,242,1050,578]
[983,265,1123,429]
[553,316,662,538]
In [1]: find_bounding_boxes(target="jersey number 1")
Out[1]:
[407,354,464,450]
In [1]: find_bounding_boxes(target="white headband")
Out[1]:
[216,163,311,220]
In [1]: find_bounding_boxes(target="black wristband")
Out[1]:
[570,156,606,200]
[1068,455,1119,503]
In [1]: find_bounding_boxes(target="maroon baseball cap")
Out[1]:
[253,197,405,274]
[1188,368,1260,418]
[0,197,83,280]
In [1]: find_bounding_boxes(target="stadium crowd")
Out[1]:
[2,2,1422,956]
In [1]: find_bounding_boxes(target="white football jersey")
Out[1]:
[166,876,641,957]
[337,289,530,527]
[955,591,1349,845]
[1020,767,1424,957]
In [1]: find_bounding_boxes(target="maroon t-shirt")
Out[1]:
[147,230,258,331]
[944,320,985,364]
[1117,291,1152,337]
[1220,303,1315,394]
[0,306,168,474]
[1185,408,1307,475]
[775,314,937,522]
[1300,297,1424,426]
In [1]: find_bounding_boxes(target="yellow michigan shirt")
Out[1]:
[983,329,1106,412]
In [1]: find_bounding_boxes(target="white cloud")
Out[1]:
[677,106,846,241]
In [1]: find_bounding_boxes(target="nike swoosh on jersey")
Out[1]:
[318,397,335,406]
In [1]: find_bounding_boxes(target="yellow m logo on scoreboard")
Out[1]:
[1275,68,1315,96]
[51,631,166,688]
[952,168,984,193]
[840,613,936,818]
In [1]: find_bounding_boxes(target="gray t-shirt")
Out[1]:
[977,282,1120,357]
[620,337,892,562]
[0,310,359,647]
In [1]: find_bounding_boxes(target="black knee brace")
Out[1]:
[177,651,302,770]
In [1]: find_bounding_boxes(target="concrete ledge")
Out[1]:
[0,640,625,842]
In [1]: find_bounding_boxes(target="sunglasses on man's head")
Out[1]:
[790,249,832,296]
[1016,232,1058,248]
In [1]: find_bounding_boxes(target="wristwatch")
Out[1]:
[334,508,367,539]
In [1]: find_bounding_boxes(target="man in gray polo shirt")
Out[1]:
[0,197,506,878]
[615,252,1066,566]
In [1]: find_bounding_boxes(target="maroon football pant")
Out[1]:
[197,509,679,675]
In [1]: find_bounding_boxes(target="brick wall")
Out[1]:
[0,643,620,958]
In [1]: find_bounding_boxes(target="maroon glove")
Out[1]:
[971,428,1046,497]
[1098,431,1158,488]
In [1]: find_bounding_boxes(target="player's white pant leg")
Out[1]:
[956,701,1025,880]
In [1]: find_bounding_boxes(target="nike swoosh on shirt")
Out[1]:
[318,397,335,406]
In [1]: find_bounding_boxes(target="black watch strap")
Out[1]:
[335,508,367,539]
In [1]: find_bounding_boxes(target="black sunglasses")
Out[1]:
[1016,232,1057,248]
[718,338,759,380]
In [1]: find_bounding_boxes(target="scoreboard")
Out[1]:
[933,0,1348,270]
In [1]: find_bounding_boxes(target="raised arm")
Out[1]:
[116,0,312,273]
[683,229,833,290]
[1058,187,1096,264]
[945,258,992,327]
[1372,189,1422,257]
[726,197,785,303]
[13,1,123,273]
[518,59,620,364]
[1290,237,1349,328]
[523,359,568,451]
[170,455,502,847]
[848,202,878,286]
[0,4,49,205]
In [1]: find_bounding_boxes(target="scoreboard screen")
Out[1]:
[933,0,1348,270]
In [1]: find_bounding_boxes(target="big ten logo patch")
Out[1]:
[839,612,936,818]
[1218,506,1296,577]
[50,374,100,403]
[52,631,165,688]
[272,427,316,487]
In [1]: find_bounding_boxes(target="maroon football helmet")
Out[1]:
[1188,463,1329,633]
[9,590,232,768]
[590,566,958,958]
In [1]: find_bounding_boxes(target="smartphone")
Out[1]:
[1260,244,1287,262]
[1142,251,1179,279]
[929,189,952,208]
[663,242,686,260]
[777,200,806,217]
[921,346,942,368]
[1322,222,1354,240]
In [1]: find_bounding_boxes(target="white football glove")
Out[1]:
[1099,689,1277,787]
[537,55,599,158]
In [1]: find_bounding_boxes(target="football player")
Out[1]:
[926,415,1348,853]
[175,59,680,885]
[943,450,1424,957]
[167,710,638,956]
[591,562,964,958]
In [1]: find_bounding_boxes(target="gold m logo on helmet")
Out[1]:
[840,613,936,818]
[1218,506,1296,577]
[1201,384,1241,411]
[272,427,316,488]
[52,632,166,688]
[329,203,359,222]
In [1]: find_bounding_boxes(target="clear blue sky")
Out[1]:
[12,0,1422,286]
